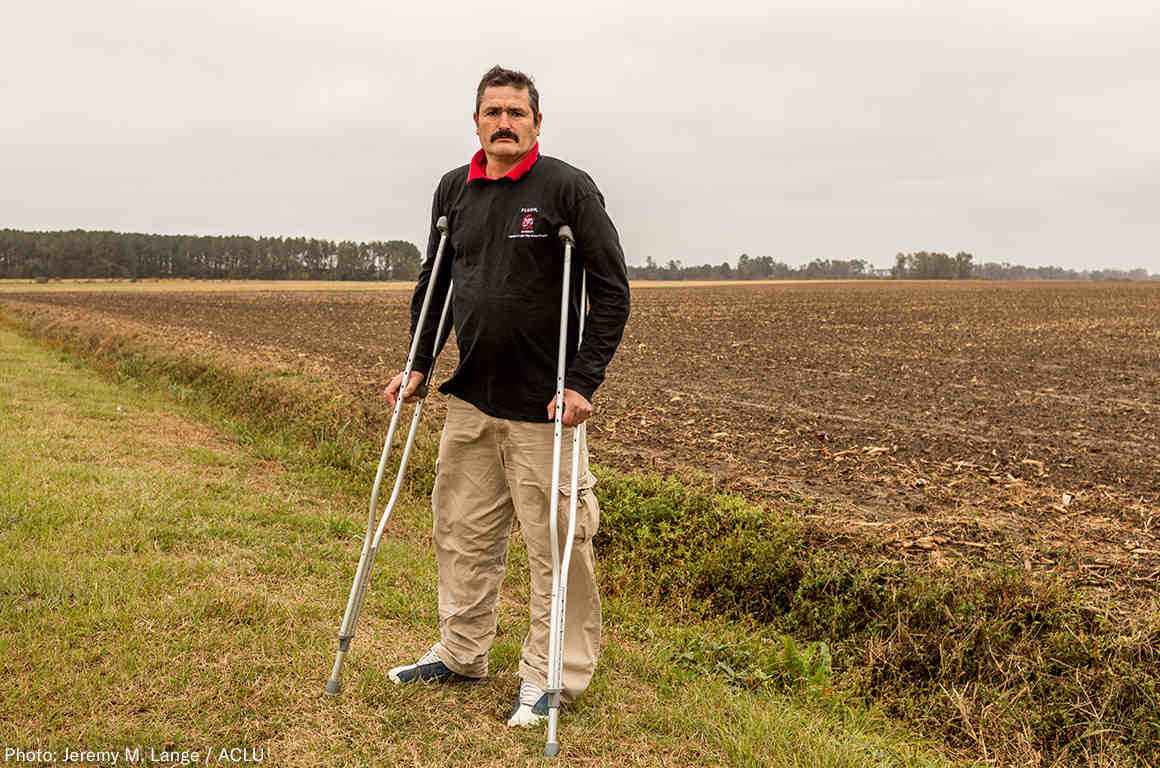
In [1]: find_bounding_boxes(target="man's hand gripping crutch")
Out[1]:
[544,224,587,757]
[324,215,454,697]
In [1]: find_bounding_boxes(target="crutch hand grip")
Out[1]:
[558,225,574,246]
[436,215,449,233]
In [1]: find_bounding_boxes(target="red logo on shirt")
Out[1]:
[509,207,547,240]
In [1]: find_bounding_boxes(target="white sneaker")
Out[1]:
[506,680,550,727]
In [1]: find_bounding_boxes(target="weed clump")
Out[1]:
[596,472,803,620]
[594,468,1160,764]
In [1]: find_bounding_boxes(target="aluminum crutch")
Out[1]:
[544,225,587,758]
[325,215,453,697]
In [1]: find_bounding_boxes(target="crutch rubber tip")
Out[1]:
[324,679,342,696]
[558,225,574,245]
[544,743,560,758]
[436,215,449,233]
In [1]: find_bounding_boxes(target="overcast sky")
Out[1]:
[3,1,1158,271]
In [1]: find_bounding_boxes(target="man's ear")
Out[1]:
[534,112,543,135]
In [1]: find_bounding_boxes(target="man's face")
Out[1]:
[474,85,541,162]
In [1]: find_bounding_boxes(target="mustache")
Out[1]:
[490,130,519,142]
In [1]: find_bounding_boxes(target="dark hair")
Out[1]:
[475,65,540,118]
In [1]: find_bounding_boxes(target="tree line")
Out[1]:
[629,251,1156,281]
[2,230,1154,282]
[629,254,875,281]
[0,229,422,281]
[971,262,1153,281]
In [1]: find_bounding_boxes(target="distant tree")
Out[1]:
[954,252,973,279]
[891,251,973,279]
[892,252,908,278]
[736,253,751,278]
[382,240,421,280]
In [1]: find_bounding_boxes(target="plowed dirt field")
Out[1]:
[4,280,1157,609]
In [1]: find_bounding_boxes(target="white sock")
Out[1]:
[519,679,545,706]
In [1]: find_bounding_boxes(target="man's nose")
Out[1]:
[497,111,513,128]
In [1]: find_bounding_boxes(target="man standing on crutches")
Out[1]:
[383,65,630,739]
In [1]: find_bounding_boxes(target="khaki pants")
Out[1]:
[430,395,601,702]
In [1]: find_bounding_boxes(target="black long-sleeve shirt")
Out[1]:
[408,145,630,422]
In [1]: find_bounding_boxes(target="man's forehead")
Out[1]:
[479,85,532,109]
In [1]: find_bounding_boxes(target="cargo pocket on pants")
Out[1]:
[558,470,598,544]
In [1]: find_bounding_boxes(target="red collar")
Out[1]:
[467,143,540,183]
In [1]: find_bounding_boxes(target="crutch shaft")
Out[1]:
[325,218,452,696]
[548,273,586,693]
[332,282,452,644]
[544,227,586,757]
[545,233,574,695]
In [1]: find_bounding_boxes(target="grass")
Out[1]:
[595,473,1159,764]
[0,325,966,766]
[3,306,1156,767]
